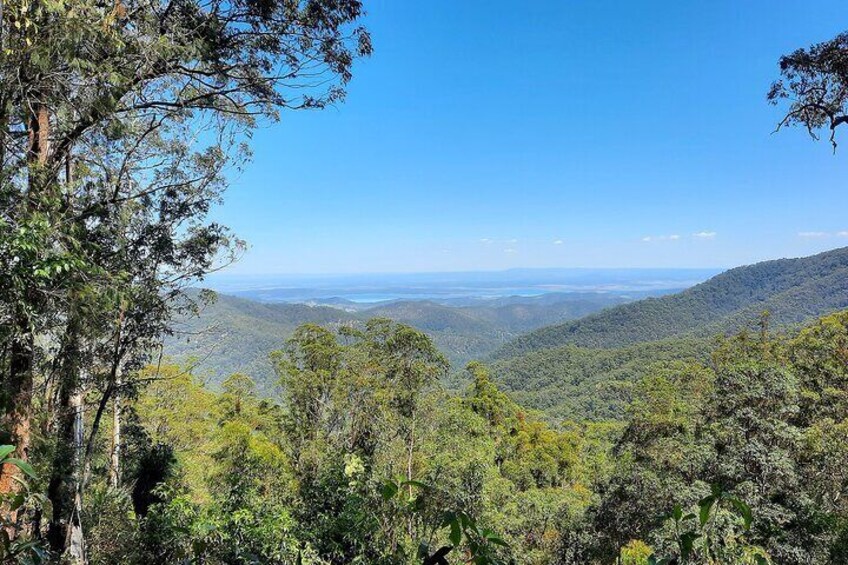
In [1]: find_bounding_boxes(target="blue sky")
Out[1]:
[214,0,848,275]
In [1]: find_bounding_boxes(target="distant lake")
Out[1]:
[203,268,722,304]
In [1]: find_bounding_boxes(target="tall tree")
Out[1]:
[769,31,848,149]
[0,0,370,551]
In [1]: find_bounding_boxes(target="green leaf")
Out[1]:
[0,446,15,460]
[380,480,398,501]
[9,494,25,511]
[730,497,753,530]
[487,536,509,547]
[441,511,456,527]
[449,519,462,546]
[680,531,700,559]
[4,458,36,480]
[699,495,716,526]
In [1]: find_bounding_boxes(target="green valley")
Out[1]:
[163,291,636,390]
[3,3,848,565]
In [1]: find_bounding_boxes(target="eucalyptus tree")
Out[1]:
[0,0,371,552]
[769,31,848,150]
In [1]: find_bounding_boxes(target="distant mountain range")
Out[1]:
[484,247,848,421]
[204,267,719,303]
[163,291,644,392]
[491,247,848,359]
[165,248,848,418]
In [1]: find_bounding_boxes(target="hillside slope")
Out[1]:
[486,337,712,421]
[493,247,848,359]
[164,295,358,392]
[164,292,632,390]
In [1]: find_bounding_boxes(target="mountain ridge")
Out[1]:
[490,247,848,361]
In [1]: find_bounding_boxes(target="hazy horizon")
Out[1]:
[202,266,723,303]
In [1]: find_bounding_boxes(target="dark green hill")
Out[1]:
[164,294,359,392]
[492,247,848,359]
[164,291,632,391]
[486,337,712,422]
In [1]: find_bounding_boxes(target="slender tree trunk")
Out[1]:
[67,390,87,564]
[0,317,34,497]
[1,102,51,503]
[47,314,84,557]
[47,381,75,554]
[109,376,121,489]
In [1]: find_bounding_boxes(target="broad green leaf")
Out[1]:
[699,496,716,526]
[730,497,753,530]
[5,458,36,480]
[680,531,699,559]
[9,494,25,511]
[449,519,461,546]
[380,480,398,501]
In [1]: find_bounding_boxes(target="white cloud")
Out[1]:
[479,238,493,244]
[838,231,848,237]
[798,231,829,238]
[693,231,717,239]
[553,239,564,245]
[504,248,517,254]
[506,238,518,244]
[642,234,682,242]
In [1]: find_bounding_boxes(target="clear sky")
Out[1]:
[213,0,848,275]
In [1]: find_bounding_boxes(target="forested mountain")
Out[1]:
[488,337,712,421]
[65,311,848,565]
[165,293,359,390]
[164,291,634,390]
[5,2,848,563]
[493,247,848,360]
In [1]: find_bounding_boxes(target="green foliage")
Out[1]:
[489,338,711,421]
[647,486,769,565]
[98,318,603,564]
[769,31,848,149]
[164,291,631,391]
[563,311,848,564]
[0,445,47,563]
[494,247,848,358]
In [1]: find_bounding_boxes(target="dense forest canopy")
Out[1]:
[1,3,848,565]
[491,246,848,360]
[161,290,635,391]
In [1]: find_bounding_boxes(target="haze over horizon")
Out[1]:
[202,266,724,303]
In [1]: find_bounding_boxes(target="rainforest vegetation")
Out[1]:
[3,1,848,564]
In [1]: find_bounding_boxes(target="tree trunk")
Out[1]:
[109,380,121,489]
[67,390,87,564]
[1,102,51,502]
[47,315,84,557]
[0,319,34,498]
